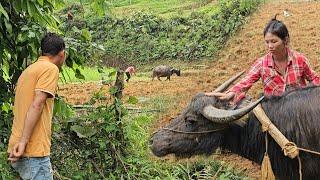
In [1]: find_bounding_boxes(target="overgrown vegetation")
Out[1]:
[51,92,249,179]
[60,0,261,65]
[52,81,128,179]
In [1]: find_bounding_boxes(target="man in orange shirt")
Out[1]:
[7,33,66,179]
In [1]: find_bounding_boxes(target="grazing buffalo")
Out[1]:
[152,65,180,81]
[150,73,320,180]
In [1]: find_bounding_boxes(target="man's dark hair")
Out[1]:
[41,33,65,56]
[263,14,289,41]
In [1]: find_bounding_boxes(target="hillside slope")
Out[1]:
[59,0,320,178]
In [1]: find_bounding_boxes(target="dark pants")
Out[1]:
[125,72,131,82]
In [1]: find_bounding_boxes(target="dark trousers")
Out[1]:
[125,72,131,82]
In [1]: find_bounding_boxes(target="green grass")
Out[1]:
[59,66,161,83]
[110,0,218,18]
[59,66,115,83]
[64,0,219,18]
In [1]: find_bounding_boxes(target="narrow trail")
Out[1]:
[58,1,320,178]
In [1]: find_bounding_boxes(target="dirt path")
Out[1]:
[58,1,320,178]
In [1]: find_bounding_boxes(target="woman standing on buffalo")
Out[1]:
[206,15,320,103]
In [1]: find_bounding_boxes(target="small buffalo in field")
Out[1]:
[150,72,320,180]
[152,65,180,81]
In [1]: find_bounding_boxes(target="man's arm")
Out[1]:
[8,91,49,163]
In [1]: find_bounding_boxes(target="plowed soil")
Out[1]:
[58,1,320,178]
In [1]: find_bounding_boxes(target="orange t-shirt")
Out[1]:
[7,56,59,157]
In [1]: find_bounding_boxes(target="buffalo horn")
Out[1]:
[213,71,245,93]
[202,96,264,123]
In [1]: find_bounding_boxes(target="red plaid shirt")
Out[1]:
[229,48,320,102]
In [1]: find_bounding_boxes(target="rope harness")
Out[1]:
[253,104,320,180]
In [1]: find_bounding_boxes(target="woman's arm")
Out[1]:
[228,58,262,95]
[206,59,262,103]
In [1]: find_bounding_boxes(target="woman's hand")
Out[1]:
[204,91,235,101]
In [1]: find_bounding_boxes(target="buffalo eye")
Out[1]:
[185,117,197,128]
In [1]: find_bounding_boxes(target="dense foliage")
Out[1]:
[51,85,129,179]
[62,0,261,64]
[50,91,249,179]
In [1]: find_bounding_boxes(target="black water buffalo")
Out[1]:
[150,73,320,180]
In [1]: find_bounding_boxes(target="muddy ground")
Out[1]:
[58,1,320,178]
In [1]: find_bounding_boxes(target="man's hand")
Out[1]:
[8,141,27,163]
[204,91,235,101]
